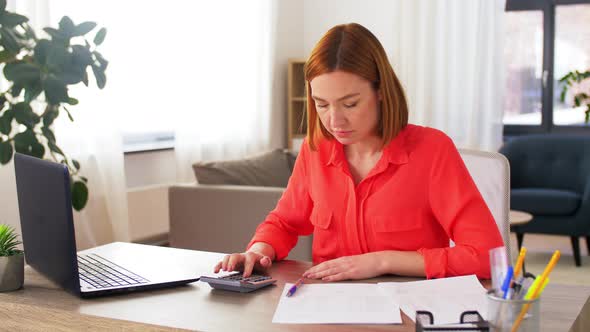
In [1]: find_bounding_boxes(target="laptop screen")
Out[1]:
[14,153,81,295]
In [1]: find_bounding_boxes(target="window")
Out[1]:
[503,11,544,125]
[554,4,590,125]
[47,1,269,153]
[504,0,590,135]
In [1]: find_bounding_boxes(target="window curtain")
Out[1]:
[3,0,129,249]
[391,0,506,151]
[174,0,277,182]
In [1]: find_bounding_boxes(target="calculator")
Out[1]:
[200,272,277,293]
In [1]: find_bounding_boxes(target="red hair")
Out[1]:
[304,23,409,150]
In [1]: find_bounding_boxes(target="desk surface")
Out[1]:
[1,250,588,332]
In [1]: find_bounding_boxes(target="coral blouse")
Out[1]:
[248,124,503,279]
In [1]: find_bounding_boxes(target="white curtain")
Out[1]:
[174,0,276,182]
[390,0,505,151]
[6,0,129,249]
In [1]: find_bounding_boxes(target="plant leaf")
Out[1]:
[42,108,59,127]
[0,109,13,135]
[0,141,13,165]
[0,28,20,53]
[0,224,22,254]
[560,88,567,102]
[91,64,106,89]
[0,0,6,13]
[82,71,89,86]
[10,82,23,97]
[72,44,93,66]
[12,102,40,128]
[48,140,65,157]
[58,66,86,85]
[58,16,75,37]
[63,106,74,121]
[71,181,88,211]
[13,129,37,155]
[74,21,97,36]
[0,49,14,62]
[46,45,68,69]
[30,141,45,158]
[43,27,67,41]
[24,82,43,103]
[41,126,56,143]
[33,39,51,65]
[3,62,40,83]
[43,76,69,105]
[0,12,29,28]
[93,51,108,70]
[72,159,80,170]
[93,27,107,46]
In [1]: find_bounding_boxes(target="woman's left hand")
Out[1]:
[302,252,386,281]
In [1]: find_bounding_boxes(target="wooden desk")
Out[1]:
[1,250,588,332]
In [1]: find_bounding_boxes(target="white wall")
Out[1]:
[303,0,397,61]
[125,150,177,189]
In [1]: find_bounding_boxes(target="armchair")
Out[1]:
[500,134,590,266]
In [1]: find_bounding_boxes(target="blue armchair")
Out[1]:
[499,134,590,266]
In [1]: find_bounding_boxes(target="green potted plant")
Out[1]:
[0,224,24,292]
[0,0,108,210]
[559,69,590,123]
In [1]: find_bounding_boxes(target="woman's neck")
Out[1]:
[343,135,382,161]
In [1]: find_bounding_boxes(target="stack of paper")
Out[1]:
[272,275,487,325]
[378,275,488,324]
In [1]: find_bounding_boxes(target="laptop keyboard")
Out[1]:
[78,254,149,289]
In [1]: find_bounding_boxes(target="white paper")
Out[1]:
[272,283,402,324]
[378,275,488,325]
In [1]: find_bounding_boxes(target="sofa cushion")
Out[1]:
[192,149,294,187]
[511,188,581,216]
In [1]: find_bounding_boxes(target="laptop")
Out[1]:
[14,153,200,298]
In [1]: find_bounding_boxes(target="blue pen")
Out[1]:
[501,266,514,299]
[286,277,304,297]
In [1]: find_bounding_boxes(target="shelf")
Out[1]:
[288,59,308,149]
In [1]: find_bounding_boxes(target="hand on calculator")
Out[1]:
[214,243,276,277]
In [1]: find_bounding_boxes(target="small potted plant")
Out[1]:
[0,224,24,292]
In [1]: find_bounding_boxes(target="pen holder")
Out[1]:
[486,290,540,332]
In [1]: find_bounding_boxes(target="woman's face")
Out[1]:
[310,70,381,146]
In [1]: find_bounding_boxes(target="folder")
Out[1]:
[415,310,490,332]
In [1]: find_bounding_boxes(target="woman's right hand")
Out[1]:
[213,251,273,277]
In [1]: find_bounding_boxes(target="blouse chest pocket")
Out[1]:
[373,214,423,233]
[310,206,339,260]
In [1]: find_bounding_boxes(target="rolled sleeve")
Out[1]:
[424,133,503,279]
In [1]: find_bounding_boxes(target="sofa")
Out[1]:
[500,134,590,266]
[168,149,312,261]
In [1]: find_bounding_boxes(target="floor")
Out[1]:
[509,233,590,286]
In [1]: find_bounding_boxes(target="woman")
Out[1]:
[214,23,503,281]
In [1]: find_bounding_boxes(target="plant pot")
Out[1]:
[0,253,24,292]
